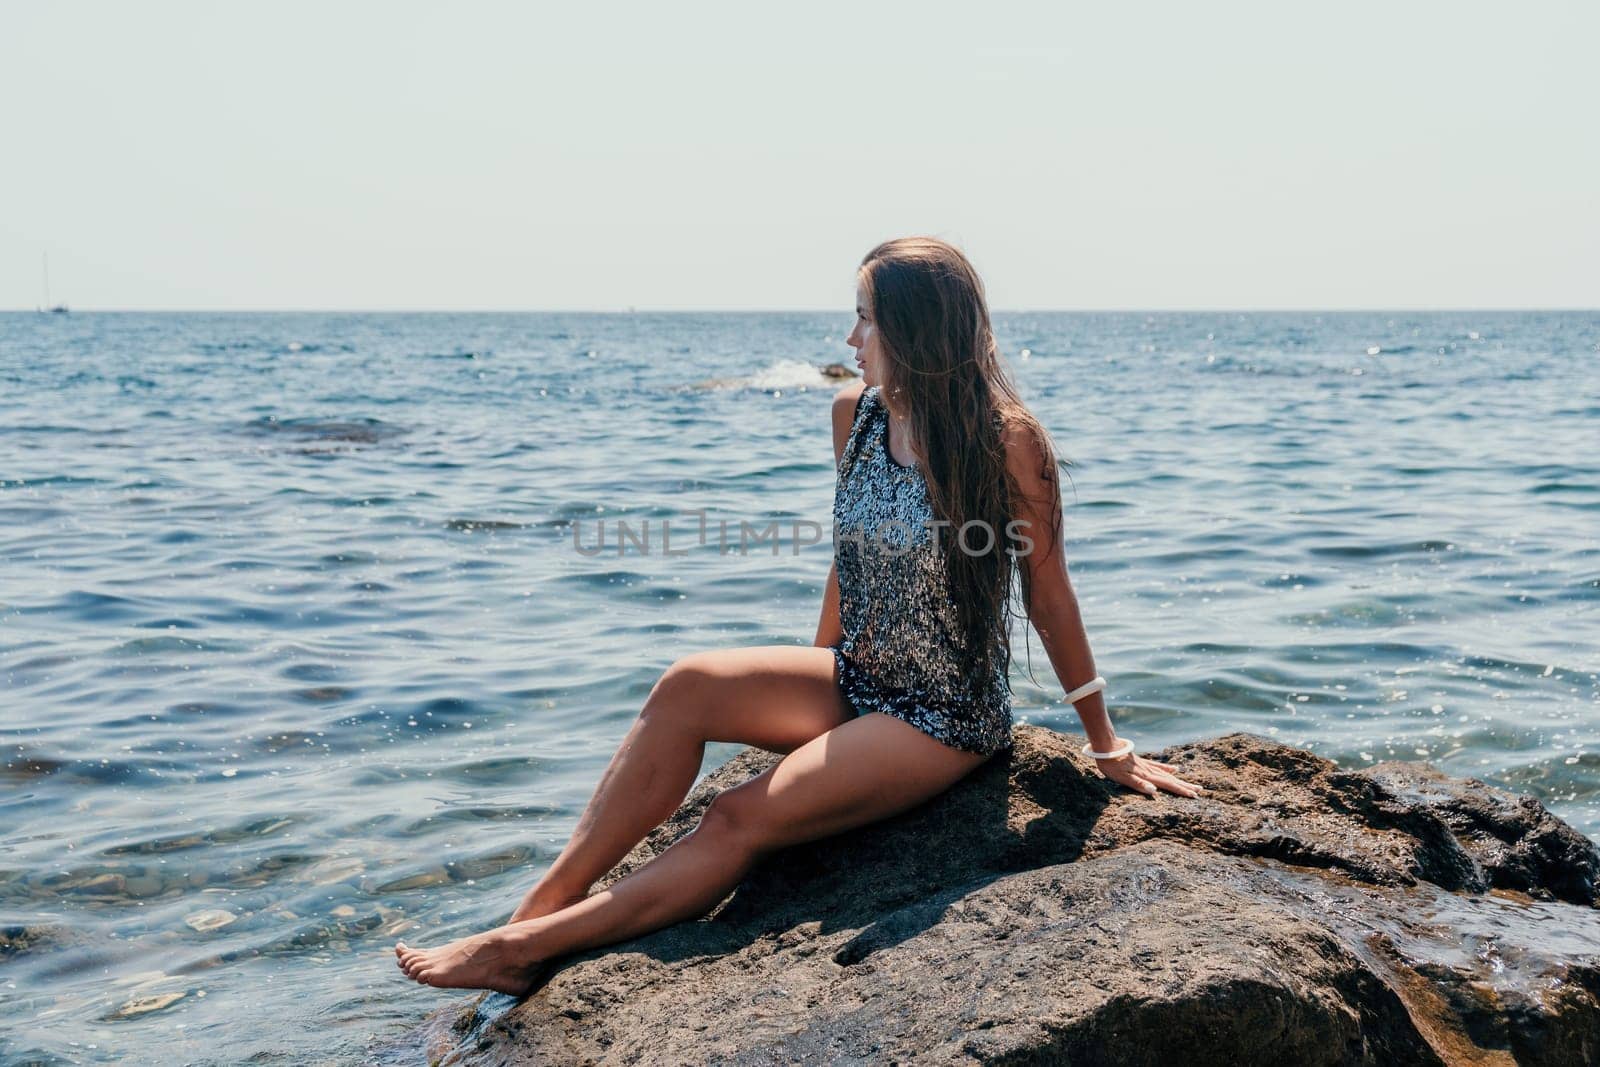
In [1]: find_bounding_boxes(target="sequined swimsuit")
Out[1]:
[829,385,1014,756]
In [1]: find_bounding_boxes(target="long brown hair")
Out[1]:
[859,236,1073,683]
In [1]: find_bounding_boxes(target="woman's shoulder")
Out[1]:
[830,380,873,427]
[834,378,872,406]
[831,380,871,462]
[998,407,1066,503]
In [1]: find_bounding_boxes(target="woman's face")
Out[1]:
[846,279,887,389]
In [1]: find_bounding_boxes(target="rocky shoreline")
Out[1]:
[380,727,1600,1065]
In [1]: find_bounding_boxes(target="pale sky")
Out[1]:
[3,1,1595,310]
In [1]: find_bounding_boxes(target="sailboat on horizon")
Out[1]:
[40,253,68,314]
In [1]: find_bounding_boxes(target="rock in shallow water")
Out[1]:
[385,728,1600,1066]
[184,908,237,932]
[107,990,186,1020]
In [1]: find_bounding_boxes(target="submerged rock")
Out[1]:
[386,728,1600,1065]
[183,908,236,933]
[106,990,186,1020]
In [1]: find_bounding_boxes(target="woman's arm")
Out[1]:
[814,560,844,647]
[1002,422,1203,799]
[815,382,866,648]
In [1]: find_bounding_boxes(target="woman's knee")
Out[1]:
[695,786,767,851]
[641,651,723,724]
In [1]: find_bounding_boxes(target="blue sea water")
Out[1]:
[1,310,1597,1064]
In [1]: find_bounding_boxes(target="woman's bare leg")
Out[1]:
[508,645,854,923]
[396,710,990,993]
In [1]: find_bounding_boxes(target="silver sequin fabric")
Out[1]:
[829,385,1014,756]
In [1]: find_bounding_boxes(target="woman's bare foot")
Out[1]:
[393,929,547,996]
[506,884,589,925]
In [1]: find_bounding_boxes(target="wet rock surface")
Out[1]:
[381,728,1600,1065]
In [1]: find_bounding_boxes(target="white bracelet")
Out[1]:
[1063,675,1106,704]
[1082,737,1135,760]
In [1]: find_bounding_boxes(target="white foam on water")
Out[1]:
[740,358,840,391]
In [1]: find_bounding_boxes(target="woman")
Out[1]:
[395,236,1204,995]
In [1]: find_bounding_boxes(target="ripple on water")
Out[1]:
[372,843,540,894]
[16,590,147,623]
[1,474,109,487]
[214,556,279,571]
[347,579,394,592]
[105,634,251,656]
[1556,577,1600,602]
[437,755,566,787]
[408,696,482,718]
[0,751,70,780]
[317,549,383,567]
[443,518,529,532]
[430,802,564,825]
[280,662,348,683]
[1281,596,1439,628]
[291,686,356,704]
[0,503,69,522]
[246,907,403,961]
[1304,538,1463,559]
[1529,480,1600,495]
[165,700,248,718]
[451,557,512,573]
[134,617,204,630]
[99,815,300,857]
[0,752,162,786]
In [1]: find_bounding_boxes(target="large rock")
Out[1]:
[382,728,1600,1065]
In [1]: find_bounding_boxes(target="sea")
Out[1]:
[2,310,1596,1064]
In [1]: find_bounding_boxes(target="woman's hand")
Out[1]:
[1093,749,1205,798]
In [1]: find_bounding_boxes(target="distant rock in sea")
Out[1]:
[386,726,1600,1065]
[685,360,860,392]
[240,415,409,454]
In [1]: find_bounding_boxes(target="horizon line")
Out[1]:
[3,306,1597,315]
